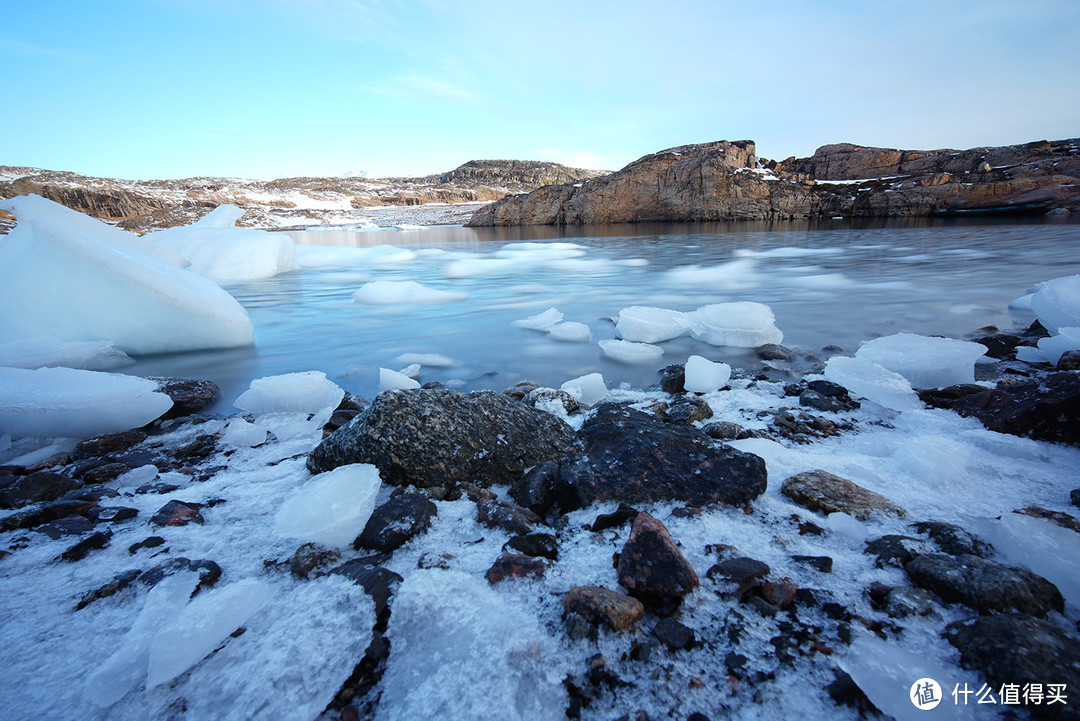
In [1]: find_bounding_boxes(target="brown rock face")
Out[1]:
[780,469,906,520]
[616,512,699,600]
[562,585,645,631]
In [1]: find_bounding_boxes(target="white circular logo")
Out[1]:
[910,678,943,710]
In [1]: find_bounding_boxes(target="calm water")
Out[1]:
[127,218,1080,409]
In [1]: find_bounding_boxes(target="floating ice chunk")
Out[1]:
[824,356,922,412]
[1031,274,1080,333]
[234,371,344,415]
[545,258,612,272]
[733,246,842,259]
[362,245,418,264]
[1015,345,1048,364]
[353,279,467,304]
[549,322,591,342]
[85,571,201,707]
[377,569,564,721]
[394,352,456,368]
[686,301,783,347]
[615,306,691,343]
[598,339,664,364]
[273,463,381,547]
[0,367,173,439]
[0,195,254,354]
[294,244,416,268]
[560,373,607,408]
[1037,327,1080,366]
[146,214,300,283]
[855,333,987,389]
[513,308,563,331]
[443,257,518,278]
[393,223,424,231]
[1008,293,1034,311]
[684,355,732,393]
[664,258,757,287]
[0,337,133,370]
[398,363,421,379]
[147,578,274,689]
[380,367,421,392]
[222,418,268,448]
[494,242,586,261]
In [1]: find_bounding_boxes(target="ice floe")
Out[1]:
[598,339,664,364]
[823,355,922,412]
[274,463,382,547]
[234,371,344,416]
[353,279,467,304]
[615,306,691,343]
[855,333,987,389]
[687,301,783,348]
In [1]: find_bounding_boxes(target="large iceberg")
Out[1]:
[0,195,254,354]
[686,301,783,347]
[145,204,299,283]
[0,366,173,439]
[855,333,987,389]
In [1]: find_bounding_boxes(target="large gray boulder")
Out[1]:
[306,389,574,489]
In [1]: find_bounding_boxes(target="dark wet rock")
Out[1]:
[702,421,742,440]
[799,389,859,413]
[136,482,180,495]
[72,430,148,460]
[948,372,1080,446]
[324,409,360,435]
[590,503,640,532]
[62,486,120,503]
[745,595,780,617]
[781,469,906,520]
[1015,505,1080,533]
[78,462,131,485]
[330,559,402,624]
[617,512,699,602]
[905,553,1063,616]
[918,383,991,409]
[150,377,220,419]
[502,380,541,400]
[35,515,98,539]
[307,389,574,489]
[807,380,848,397]
[756,344,797,362]
[884,586,937,617]
[706,557,770,596]
[563,585,645,631]
[455,482,496,503]
[354,494,437,552]
[761,578,798,609]
[658,397,713,424]
[86,506,138,523]
[1072,488,1080,508]
[0,472,81,509]
[911,520,994,557]
[658,364,686,394]
[128,536,166,554]
[508,460,559,516]
[476,499,541,536]
[557,404,767,511]
[971,333,1022,360]
[138,557,222,589]
[59,530,112,562]
[523,387,580,415]
[792,555,833,573]
[485,552,547,584]
[505,532,558,560]
[1,499,99,531]
[945,614,1080,721]
[149,500,204,527]
[735,428,779,441]
[827,671,881,715]
[1060,350,1080,371]
[76,569,142,610]
[168,434,219,464]
[864,535,924,568]
[290,542,342,579]
[630,638,661,662]
[336,392,368,414]
[652,617,695,651]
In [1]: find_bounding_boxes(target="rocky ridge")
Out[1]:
[467,137,1080,225]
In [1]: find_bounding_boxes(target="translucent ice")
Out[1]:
[0,194,254,354]
[273,463,382,547]
[560,372,607,408]
[352,280,467,304]
[0,337,133,371]
[380,367,421,392]
[686,301,783,347]
[234,371,344,415]
[0,367,173,439]
[549,322,591,342]
[615,306,691,343]
[1030,274,1080,333]
[394,352,457,368]
[823,356,922,412]
[1015,345,1049,364]
[684,355,732,393]
[222,418,269,448]
[146,578,274,688]
[1037,327,1080,366]
[855,333,987,389]
[513,307,563,331]
[377,569,564,721]
[598,339,664,364]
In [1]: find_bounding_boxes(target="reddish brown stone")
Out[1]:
[149,500,204,527]
[485,553,547,584]
[761,578,799,610]
[616,512,699,600]
[563,585,645,631]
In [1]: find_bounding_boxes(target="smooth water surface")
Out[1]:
[128,218,1080,407]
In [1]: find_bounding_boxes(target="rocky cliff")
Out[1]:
[467,138,1080,226]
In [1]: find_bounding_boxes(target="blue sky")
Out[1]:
[3,0,1078,180]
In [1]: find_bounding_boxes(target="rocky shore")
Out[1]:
[467,138,1080,226]
[1,319,1079,720]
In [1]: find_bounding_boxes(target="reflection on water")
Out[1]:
[128,218,1080,410]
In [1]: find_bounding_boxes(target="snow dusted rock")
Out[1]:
[562,586,645,631]
[508,460,559,516]
[0,471,81,509]
[905,554,1063,616]
[657,397,713,424]
[274,464,381,548]
[485,553,547,584]
[617,512,699,602]
[615,306,691,343]
[234,371,344,415]
[307,389,574,489]
[0,367,173,439]
[947,372,1080,446]
[477,499,542,535]
[556,404,767,511]
[353,493,437,552]
[0,194,254,354]
[686,301,783,348]
[598,339,664,364]
[823,355,923,412]
[683,355,731,393]
[855,333,987,389]
[377,569,564,721]
[781,469,906,520]
[513,307,563,331]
